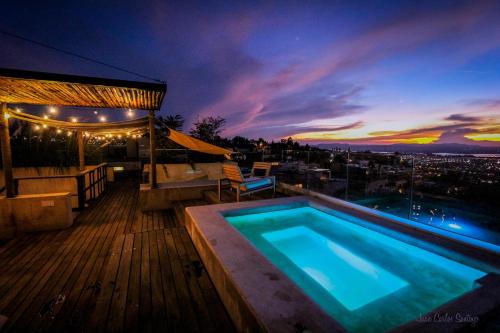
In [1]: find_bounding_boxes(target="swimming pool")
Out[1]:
[226,205,487,332]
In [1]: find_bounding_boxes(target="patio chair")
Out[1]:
[219,163,275,202]
[251,162,273,177]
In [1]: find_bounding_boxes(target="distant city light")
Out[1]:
[448,223,462,230]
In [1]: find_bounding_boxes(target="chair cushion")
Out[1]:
[240,177,273,191]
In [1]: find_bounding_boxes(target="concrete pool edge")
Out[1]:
[390,273,500,333]
[185,196,344,333]
[185,196,500,332]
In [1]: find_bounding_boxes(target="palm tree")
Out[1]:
[156,114,184,132]
[155,114,185,148]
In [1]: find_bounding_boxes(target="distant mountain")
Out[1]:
[316,143,500,154]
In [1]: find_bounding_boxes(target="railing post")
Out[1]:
[104,165,108,187]
[97,166,102,194]
[149,110,158,188]
[77,130,85,171]
[0,103,14,198]
[408,156,415,220]
[77,174,85,210]
[90,170,95,199]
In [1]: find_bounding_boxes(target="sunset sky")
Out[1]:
[1,0,500,146]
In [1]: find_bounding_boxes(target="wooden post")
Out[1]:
[0,103,14,197]
[77,130,85,171]
[149,110,157,188]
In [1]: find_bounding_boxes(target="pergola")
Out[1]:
[0,67,166,197]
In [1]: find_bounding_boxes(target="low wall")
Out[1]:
[143,163,223,183]
[139,180,218,211]
[0,192,73,238]
[1,165,111,209]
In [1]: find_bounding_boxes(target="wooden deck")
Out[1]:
[0,178,234,332]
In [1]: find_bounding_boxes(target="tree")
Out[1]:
[155,114,185,148]
[156,114,184,132]
[189,116,226,144]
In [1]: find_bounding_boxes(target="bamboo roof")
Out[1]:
[0,67,166,110]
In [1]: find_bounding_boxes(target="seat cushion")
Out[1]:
[240,177,273,191]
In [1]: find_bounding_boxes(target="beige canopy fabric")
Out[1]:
[167,128,233,156]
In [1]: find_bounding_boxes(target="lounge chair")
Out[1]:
[219,163,275,202]
[250,162,272,177]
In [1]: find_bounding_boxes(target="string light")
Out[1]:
[56,129,62,134]
[67,131,73,136]
[71,117,78,123]
[33,125,40,131]
[15,108,22,113]
[94,110,98,115]
[43,115,49,119]
[4,113,10,119]
[42,124,48,129]
[99,116,107,122]
[127,109,134,117]
[48,106,57,114]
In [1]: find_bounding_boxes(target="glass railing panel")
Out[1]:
[409,155,500,245]
[276,152,500,246]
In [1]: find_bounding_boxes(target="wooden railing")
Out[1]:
[78,163,108,209]
[12,163,108,211]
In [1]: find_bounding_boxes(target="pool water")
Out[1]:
[226,206,486,333]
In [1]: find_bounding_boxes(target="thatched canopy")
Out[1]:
[0,67,166,110]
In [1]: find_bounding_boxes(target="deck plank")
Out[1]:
[105,233,134,333]
[0,178,233,333]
